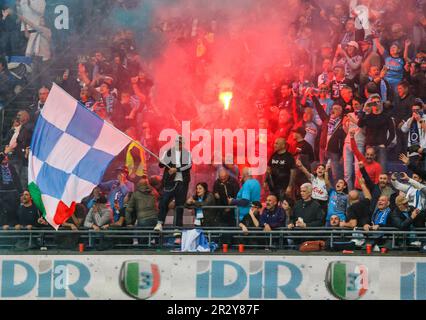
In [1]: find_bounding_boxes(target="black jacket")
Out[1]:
[390,206,425,230]
[213,176,240,205]
[358,112,396,147]
[186,192,217,227]
[292,199,324,227]
[16,122,34,163]
[159,147,192,187]
[393,94,418,124]
[408,72,426,101]
[312,96,346,154]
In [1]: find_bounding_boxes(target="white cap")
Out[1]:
[347,41,359,50]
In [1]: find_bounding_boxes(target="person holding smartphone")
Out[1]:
[390,172,426,212]
[358,95,396,172]
[401,102,426,161]
[360,65,393,102]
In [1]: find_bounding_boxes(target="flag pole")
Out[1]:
[132,140,172,170]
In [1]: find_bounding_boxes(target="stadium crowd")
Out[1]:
[0,0,425,250]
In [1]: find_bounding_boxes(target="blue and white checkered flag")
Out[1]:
[28,83,132,229]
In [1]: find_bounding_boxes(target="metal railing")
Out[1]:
[0,227,425,252]
[177,205,240,226]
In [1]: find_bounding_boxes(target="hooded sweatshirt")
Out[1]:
[125,183,158,224]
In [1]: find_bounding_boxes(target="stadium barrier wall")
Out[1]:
[0,255,425,300]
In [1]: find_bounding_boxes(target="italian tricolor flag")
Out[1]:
[28,178,76,229]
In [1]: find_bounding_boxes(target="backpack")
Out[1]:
[299,240,326,252]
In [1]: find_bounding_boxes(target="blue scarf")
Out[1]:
[195,197,204,219]
[372,207,391,226]
[409,121,421,146]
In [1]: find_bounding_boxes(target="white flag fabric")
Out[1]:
[28,83,131,229]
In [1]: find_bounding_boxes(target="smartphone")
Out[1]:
[366,101,379,109]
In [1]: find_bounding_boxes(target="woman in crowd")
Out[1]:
[186,182,217,227]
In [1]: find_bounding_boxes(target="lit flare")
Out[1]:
[219,91,233,111]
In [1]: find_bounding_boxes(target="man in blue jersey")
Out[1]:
[326,179,348,225]
[228,167,261,223]
[374,38,405,93]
